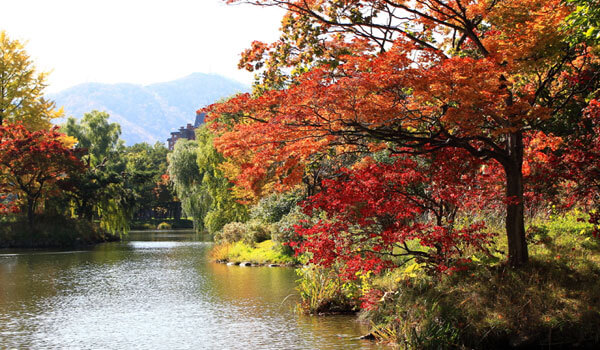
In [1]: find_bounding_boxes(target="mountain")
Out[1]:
[49,73,248,145]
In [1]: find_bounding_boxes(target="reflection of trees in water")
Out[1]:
[0,239,389,349]
[204,262,298,308]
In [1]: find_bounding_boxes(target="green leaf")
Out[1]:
[585,26,596,38]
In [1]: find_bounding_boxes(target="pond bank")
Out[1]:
[209,239,299,266]
[0,216,120,249]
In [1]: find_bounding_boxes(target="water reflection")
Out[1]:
[0,231,391,349]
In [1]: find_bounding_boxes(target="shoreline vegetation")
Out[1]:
[210,239,298,266]
[0,219,195,250]
[0,215,120,249]
[0,32,181,253]
[130,218,194,231]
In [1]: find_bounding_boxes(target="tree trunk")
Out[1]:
[27,198,35,228]
[504,131,528,267]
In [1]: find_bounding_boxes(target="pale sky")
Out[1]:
[0,0,284,92]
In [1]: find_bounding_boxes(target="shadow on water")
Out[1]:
[0,230,391,349]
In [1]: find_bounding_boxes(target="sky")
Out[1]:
[0,0,284,93]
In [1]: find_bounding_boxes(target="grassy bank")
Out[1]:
[210,239,298,265]
[0,215,120,248]
[295,212,600,348]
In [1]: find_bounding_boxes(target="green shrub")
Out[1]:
[0,214,118,248]
[130,219,193,230]
[250,189,303,223]
[243,219,274,245]
[214,221,247,243]
[273,205,307,238]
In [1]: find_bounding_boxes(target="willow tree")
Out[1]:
[168,139,209,231]
[167,127,248,233]
[195,125,248,233]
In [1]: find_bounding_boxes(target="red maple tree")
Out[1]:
[293,148,497,276]
[0,123,84,226]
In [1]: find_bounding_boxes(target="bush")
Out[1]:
[250,190,303,223]
[130,219,193,230]
[157,222,172,230]
[356,211,600,348]
[361,259,600,349]
[214,222,247,244]
[0,214,119,248]
[215,220,276,246]
[273,205,309,253]
[296,265,360,314]
[243,219,274,245]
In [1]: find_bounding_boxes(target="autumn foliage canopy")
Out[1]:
[0,123,84,224]
[207,0,600,270]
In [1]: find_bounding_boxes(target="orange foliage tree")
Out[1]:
[207,0,599,267]
[0,123,84,226]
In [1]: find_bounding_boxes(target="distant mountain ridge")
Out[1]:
[49,73,248,145]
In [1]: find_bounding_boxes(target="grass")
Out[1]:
[296,265,360,314]
[358,211,600,348]
[209,239,298,265]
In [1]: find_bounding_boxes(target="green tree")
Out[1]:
[62,111,132,234]
[195,125,247,233]
[167,127,247,233]
[167,139,208,231]
[0,31,61,129]
[566,0,600,46]
[63,110,124,169]
[123,142,175,219]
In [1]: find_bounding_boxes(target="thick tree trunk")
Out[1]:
[504,131,528,267]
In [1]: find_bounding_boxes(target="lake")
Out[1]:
[0,231,391,349]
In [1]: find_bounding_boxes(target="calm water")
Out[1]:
[0,231,390,349]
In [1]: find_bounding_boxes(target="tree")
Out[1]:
[63,110,124,168]
[123,142,174,219]
[195,125,248,233]
[167,127,248,233]
[547,100,600,236]
[168,139,208,231]
[0,123,84,226]
[295,149,495,277]
[61,112,133,234]
[208,0,599,267]
[565,0,600,46]
[0,31,62,130]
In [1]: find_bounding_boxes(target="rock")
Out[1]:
[268,264,280,267]
[226,262,239,266]
[239,262,252,267]
[358,333,376,340]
